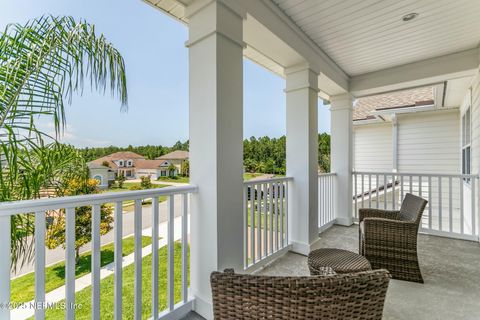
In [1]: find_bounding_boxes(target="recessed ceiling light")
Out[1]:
[402,13,419,22]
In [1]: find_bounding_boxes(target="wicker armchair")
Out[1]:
[359,193,428,283]
[210,269,391,320]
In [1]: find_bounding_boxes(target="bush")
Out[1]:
[140,175,152,189]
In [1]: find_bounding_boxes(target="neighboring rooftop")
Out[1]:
[157,150,189,160]
[353,86,435,121]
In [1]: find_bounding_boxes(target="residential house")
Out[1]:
[89,150,185,181]
[156,150,189,176]
[87,162,115,189]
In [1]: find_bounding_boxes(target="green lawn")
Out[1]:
[243,173,264,181]
[40,242,188,320]
[12,236,152,304]
[157,176,190,183]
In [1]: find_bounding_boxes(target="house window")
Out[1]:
[161,170,167,177]
[127,160,133,167]
[462,107,471,181]
[118,160,124,167]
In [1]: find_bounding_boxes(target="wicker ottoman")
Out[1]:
[308,248,372,275]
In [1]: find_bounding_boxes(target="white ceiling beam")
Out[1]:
[350,48,479,97]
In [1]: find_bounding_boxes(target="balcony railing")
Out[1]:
[0,185,197,320]
[318,173,337,232]
[243,177,292,271]
[353,171,480,241]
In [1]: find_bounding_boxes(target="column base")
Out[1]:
[193,295,213,320]
[335,217,354,226]
[289,237,322,256]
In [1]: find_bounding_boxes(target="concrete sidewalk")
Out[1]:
[12,215,189,320]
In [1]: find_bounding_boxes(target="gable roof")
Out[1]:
[134,159,166,169]
[157,150,189,160]
[353,86,435,121]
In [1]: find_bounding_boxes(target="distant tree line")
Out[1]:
[78,140,189,161]
[78,134,330,174]
[243,133,331,174]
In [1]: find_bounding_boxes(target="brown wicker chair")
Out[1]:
[210,269,391,319]
[359,193,428,283]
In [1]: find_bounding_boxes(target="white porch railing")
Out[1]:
[353,171,480,241]
[0,185,197,320]
[318,173,337,232]
[243,177,292,270]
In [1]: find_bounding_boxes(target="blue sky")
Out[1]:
[0,0,330,147]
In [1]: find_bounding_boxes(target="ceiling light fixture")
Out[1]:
[402,13,419,22]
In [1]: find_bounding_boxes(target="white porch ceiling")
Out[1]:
[272,0,480,76]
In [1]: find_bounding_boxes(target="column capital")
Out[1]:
[285,64,319,93]
[185,0,246,49]
[329,93,355,111]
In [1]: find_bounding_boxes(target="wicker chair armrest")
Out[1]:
[359,208,400,222]
[363,218,419,244]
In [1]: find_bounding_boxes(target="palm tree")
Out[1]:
[0,15,128,269]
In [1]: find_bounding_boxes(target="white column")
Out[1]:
[186,1,245,319]
[330,94,354,226]
[286,66,320,255]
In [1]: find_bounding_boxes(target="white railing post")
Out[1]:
[0,216,10,320]
[35,211,46,320]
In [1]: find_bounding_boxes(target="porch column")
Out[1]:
[330,94,354,226]
[286,66,320,255]
[186,1,246,319]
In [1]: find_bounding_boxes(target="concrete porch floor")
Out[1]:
[257,225,480,320]
[182,225,480,320]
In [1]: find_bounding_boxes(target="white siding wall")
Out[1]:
[353,123,392,172]
[397,110,460,174]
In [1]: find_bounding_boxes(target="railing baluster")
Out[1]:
[152,197,159,318]
[376,174,379,209]
[243,185,248,268]
[409,175,413,194]
[392,174,396,210]
[428,177,432,230]
[167,195,175,311]
[257,184,262,260]
[280,182,284,248]
[92,204,101,320]
[384,174,387,210]
[134,199,142,320]
[449,177,453,233]
[438,177,443,231]
[263,183,268,257]
[272,183,277,252]
[276,182,280,250]
[0,215,10,320]
[65,207,76,320]
[250,185,255,262]
[114,201,123,320]
[181,194,189,304]
[471,179,476,236]
[368,174,372,208]
[34,211,46,320]
[269,182,274,255]
[354,173,358,217]
[361,174,365,209]
[400,174,404,202]
[285,182,289,244]
[460,178,464,235]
